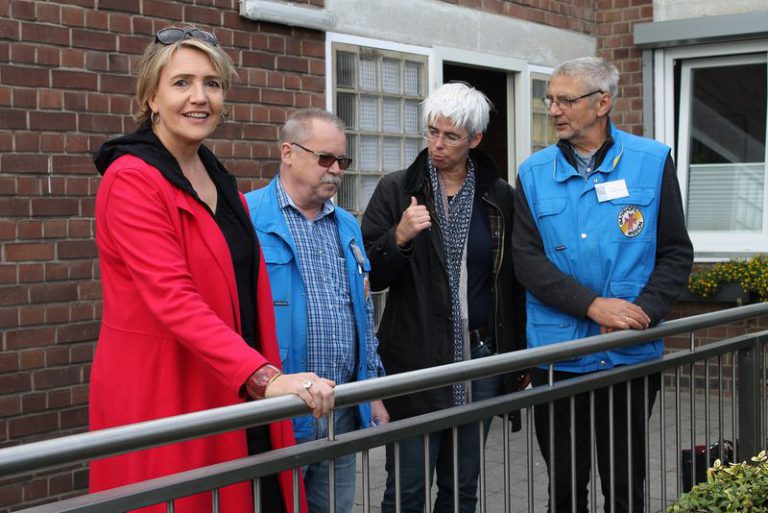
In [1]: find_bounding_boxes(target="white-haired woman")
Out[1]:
[361,82,527,513]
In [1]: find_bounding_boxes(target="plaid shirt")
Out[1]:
[276,179,380,384]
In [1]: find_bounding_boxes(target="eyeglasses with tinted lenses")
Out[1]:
[423,129,469,147]
[541,90,603,110]
[155,28,218,47]
[291,143,353,170]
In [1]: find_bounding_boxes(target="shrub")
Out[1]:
[667,450,768,512]
[687,255,768,302]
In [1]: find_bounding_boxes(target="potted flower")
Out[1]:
[686,255,768,304]
[668,451,768,512]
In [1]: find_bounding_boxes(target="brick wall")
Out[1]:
[595,0,652,136]
[438,0,596,35]
[3,0,761,511]
[0,0,325,510]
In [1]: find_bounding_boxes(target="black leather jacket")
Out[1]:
[361,148,527,421]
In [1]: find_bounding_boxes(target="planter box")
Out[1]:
[679,281,753,304]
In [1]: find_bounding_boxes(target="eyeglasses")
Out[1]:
[291,142,353,170]
[423,128,469,147]
[155,27,218,47]
[541,90,604,110]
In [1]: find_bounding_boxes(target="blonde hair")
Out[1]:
[134,27,238,126]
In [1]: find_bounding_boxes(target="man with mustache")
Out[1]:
[246,109,389,513]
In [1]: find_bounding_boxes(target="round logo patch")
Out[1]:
[618,205,644,237]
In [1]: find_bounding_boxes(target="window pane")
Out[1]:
[404,138,421,166]
[336,52,356,88]
[346,135,358,164]
[361,175,379,211]
[686,62,766,231]
[382,98,402,133]
[404,61,422,96]
[337,93,356,129]
[359,57,377,91]
[382,58,402,94]
[532,78,548,99]
[687,163,764,231]
[689,64,766,164]
[404,100,420,134]
[360,136,380,172]
[360,96,379,131]
[383,137,402,172]
[338,173,359,212]
[530,75,557,153]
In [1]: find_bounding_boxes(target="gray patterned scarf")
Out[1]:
[427,156,476,406]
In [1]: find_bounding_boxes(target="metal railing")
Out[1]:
[2,302,767,513]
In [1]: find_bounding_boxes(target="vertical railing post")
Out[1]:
[737,335,765,460]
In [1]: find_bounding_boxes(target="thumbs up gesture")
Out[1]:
[394,196,431,247]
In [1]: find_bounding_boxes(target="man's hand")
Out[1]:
[586,297,651,333]
[369,400,390,427]
[394,196,431,247]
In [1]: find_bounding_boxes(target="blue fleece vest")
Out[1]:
[518,124,669,372]
[245,179,374,439]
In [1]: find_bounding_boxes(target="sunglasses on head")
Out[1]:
[155,27,218,46]
[291,142,353,170]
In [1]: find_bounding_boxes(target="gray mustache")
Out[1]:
[321,175,341,186]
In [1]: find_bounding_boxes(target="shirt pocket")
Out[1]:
[609,189,654,242]
[534,198,573,274]
[260,242,294,357]
[607,280,645,302]
[528,296,579,347]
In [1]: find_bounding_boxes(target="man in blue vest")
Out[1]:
[513,57,693,512]
[246,108,389,513]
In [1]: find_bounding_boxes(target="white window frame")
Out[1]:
[654,40,768,258]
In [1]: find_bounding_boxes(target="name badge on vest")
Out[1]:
[595,178,629,202]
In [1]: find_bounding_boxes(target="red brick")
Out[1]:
[19,348,45,370]
[4,243,54,262]
[57,240,97,260]
[46,303,70,323]
[6,326,55,350]
[43,219,67,238]
[0,153,47,173]
[70,343,94,363]
[51,69,98,91]
[29,111,78,131]
[0,306,17,329]
[28,282,77,304]
[60,406,88,429]
[10,0,35,21]
[18,304,44,326]
[13,87,37,107]
[30,198,80,217]
[21,392,46,414]
[185,5,219,24]
[0,479,22,506]
[0,18,20,41]
[57,321,99,344]
[37,2,61,24]
[0,372,31,394]
[33,366,82,389]
[49,472,74,495]
[9,411,58,438]
[46,346,70,366]
[17,220,43,239]
[67,219,92,238]
[143,0,183,19]
[0,285,26,306]
[0,108,26,129]
[20,21,70,46]
[77,281,101,300]
[18,263,44,283]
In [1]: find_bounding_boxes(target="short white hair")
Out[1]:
[552,57,620,98]
[421,82,493,135]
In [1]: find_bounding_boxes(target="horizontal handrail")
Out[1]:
[16,328,768,513]
[1,301,766,479]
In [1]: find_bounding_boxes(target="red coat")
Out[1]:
[90,154,307,513]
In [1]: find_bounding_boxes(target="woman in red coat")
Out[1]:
[90,27,334,513]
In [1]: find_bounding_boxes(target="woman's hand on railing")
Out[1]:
[265,372,336,418]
